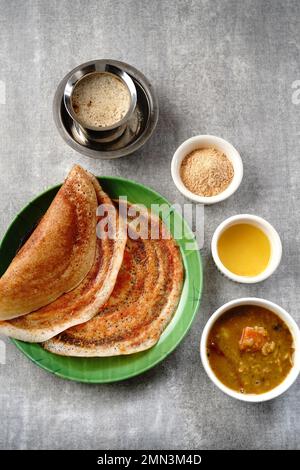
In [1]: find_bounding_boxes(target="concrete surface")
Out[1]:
[0,0,300,450]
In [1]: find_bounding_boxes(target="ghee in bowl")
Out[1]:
[211,215,282,283]
[217,223,271,277]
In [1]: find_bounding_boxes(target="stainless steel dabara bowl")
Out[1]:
[63,61,137,143]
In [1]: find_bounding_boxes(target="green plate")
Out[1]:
[0,177,203,382]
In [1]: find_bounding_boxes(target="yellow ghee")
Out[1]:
[217,223,271,277]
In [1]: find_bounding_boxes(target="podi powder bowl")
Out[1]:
[64,62,137,144]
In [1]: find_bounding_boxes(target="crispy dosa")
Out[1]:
[0,165,98,320]
[44,207,183,356]
[0,178,126,342]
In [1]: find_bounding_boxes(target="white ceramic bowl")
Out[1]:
[200,298,300,402]
[171,135,243,204]
[211,214,282,283]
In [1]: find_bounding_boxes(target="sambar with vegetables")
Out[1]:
[207,305,294,394]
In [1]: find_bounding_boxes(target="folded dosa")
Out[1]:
[0,165,98,320]
[0,176,126,341]
[44,207,183,356]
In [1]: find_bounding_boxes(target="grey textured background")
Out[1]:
[0,0,299,450]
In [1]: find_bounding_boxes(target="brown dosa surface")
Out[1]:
[0,177,126,341]
[0,165,98,320]
[44,207,184,356]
